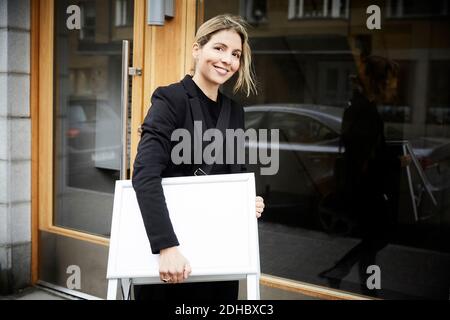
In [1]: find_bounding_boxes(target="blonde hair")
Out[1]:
[192,14,257,97]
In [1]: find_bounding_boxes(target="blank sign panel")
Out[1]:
[107,173,259,281]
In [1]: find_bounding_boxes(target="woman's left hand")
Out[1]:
[256,196,265,218]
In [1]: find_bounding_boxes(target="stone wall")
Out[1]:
[0,0,31,294]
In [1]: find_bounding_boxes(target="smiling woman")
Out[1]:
[192,29,242,99]
[190,15,257,99]
[131,14,264,301]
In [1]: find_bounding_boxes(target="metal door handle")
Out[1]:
[121,40,130,180]
[128,67,142,76]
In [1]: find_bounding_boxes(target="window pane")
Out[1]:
[245,111,266,130]
[53,0,133,237]
[205,0,450,299]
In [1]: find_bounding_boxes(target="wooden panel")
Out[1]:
[260,274,372,300]
[153,0,184,86]
[196,0,205,26]
[141,12,153,120]
[130,0,146,176]
[38,0,53,231]
[45,226,109,247]
[141,0,197,116]
[184,0,197,75]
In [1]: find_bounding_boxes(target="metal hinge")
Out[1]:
[128,67,142,76]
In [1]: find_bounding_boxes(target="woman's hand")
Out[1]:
[159,246,191,284]
[256,196,265,218]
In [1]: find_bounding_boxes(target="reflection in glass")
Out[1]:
[206,0,450,299]
[54,0,133,236]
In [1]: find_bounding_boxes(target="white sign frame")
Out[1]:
[106,173,260,300]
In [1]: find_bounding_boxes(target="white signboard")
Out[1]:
[106,173,260,300]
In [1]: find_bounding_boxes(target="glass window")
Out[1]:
[205,0,450,299]
[115,0,134,27]
[288,0,349,19]
[80,1,96,41]
[54,0,133,237]
[427,61,450,125]
[240,0,268,24]
[244,110,267,130]
[268,111,338,143]
[387,0,449,18]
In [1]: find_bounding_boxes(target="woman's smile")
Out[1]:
[214,65,229,75]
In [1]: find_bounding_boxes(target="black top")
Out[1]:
[193,80,222,128]
[192,79,229,175]
[341,89,400,214]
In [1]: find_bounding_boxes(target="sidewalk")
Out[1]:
[1,285,317,300]
[0,286,74,300]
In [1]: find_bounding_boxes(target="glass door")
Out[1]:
[38,0,138,298]
[53,0,133,236]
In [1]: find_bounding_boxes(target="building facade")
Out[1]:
[0,0,32,294]
[1,0,450,299]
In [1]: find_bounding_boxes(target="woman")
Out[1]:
[341,55,409,233]
[132,14,264,300]
[319,55,409,295]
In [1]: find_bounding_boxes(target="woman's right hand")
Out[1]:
[159,246,191,284]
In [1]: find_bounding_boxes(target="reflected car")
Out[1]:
[244,105,343,228]
[65,99,122,192]
[244,105,450,232]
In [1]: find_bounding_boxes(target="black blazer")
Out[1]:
[132,75,246,254]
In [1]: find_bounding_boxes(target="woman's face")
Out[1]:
[193,29,242,87]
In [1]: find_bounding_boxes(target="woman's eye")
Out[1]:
[215,47,223,51]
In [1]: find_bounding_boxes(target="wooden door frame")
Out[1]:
[31,0,198,286]
[30,0,147,283]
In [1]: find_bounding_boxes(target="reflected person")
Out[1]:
[319,55,410,295]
